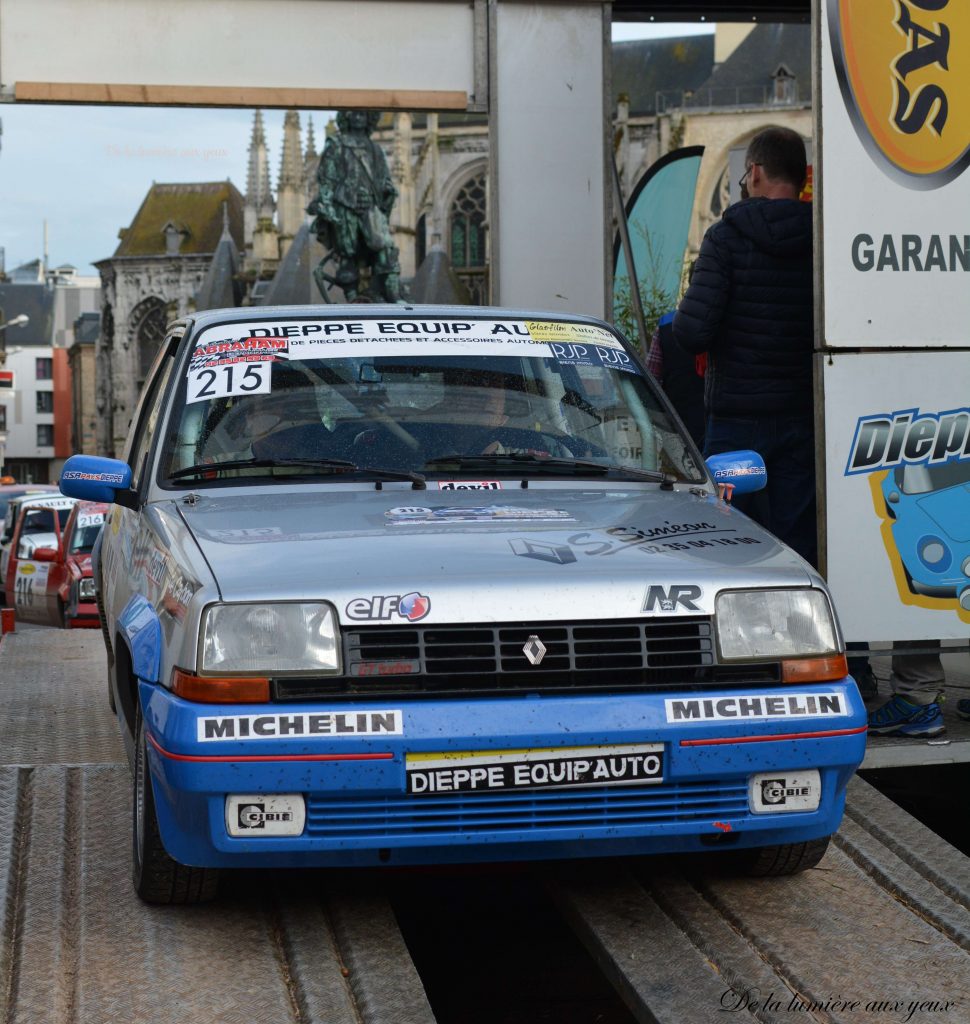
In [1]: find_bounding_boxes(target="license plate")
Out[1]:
[406,743,664,795]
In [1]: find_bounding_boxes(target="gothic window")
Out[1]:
[449,173,488,304]
[130,297,168,389]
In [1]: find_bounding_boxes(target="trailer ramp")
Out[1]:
[1,627,967,1024]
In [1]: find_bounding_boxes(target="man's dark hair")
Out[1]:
[745,127,807,190]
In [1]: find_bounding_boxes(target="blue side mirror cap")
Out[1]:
[60,455,134,505]
[705,450,767,495]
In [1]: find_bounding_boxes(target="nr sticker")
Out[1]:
[187,362,272,405]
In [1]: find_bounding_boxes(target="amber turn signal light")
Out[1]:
[781,653,849,684]
[171,669,270,703]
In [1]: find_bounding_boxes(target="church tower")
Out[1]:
[277,110,305,258]
[303,116,319,212]
[244,110,279,270]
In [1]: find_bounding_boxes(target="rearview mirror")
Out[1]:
[705,450,767,495]
[60,455,137,508]
[31,547,58,562]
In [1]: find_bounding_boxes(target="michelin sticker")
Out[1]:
[198,709,403,742]
[406,743,663,794]
[665,693,847,722]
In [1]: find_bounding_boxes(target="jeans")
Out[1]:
[890,639,944,705]
[704,412,817,567]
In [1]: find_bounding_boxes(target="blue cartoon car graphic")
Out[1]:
[881,459,970,610]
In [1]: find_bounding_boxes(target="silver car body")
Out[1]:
[64,305,866,881]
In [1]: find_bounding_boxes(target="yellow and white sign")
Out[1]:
[822,0,970,346]
[13,560,50,610]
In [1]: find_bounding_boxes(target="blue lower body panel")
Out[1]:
[140,681,867,868]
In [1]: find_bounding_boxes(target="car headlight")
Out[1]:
[78,578,96,601]
[201,602,340,675]
[917,535,951,573]
[716,589,838,661]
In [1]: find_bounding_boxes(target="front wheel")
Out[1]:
[729,836,830,877]
[133,711,219,904]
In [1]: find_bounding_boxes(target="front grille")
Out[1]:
[273,618,780,700]
[305,779,751,839]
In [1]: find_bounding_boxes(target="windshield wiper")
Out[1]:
[168,457,358,481]
[168,458,426,488]
[423,453,676,488]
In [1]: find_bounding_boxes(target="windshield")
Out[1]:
[21,507,72,534]
[69,512,106,554]
[894,459,970,495]
[159,317,705,486]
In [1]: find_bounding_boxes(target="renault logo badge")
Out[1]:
[522,635,547,665]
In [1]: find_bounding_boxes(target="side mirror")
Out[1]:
[31,547,58,563]
[60,455,138,508]
[705,450,767,496]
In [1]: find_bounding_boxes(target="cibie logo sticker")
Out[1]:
[828,0,970,189]
[345,592,431,622]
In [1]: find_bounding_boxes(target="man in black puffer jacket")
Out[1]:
[672,126,816,566]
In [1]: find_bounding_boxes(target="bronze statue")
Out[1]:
[308,110,402,303]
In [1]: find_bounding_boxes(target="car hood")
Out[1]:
[173,486,816,624]
[917,485,970,544]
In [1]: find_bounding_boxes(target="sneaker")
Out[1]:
[852,665,878,701]
[956,699,970,722]
[867,695,945,737]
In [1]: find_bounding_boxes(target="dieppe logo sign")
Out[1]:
[828,0,970,189]
[845,407,970,620]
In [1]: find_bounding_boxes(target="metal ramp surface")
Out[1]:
[1,627,967,1024]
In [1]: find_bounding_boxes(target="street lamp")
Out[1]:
[0,312,29,367]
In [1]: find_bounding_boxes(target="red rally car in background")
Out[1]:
[4,500,108,628]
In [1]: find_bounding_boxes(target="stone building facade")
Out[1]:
[68,311,99,456]
[91,24,812,453]
[94,182,244,456]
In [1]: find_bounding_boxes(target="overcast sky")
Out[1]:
[0,23,713,278]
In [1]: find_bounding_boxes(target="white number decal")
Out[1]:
[187,362,272,405]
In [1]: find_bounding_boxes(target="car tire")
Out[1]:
[730,836,830,877]
[132,710,219,905]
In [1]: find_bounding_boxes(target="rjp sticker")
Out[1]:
[187,361,272,405]
[550,342,639,375]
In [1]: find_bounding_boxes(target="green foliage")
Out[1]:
[611,228,686,355]
[612,276,679,355]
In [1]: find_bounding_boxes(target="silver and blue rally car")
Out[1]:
[60,306,866,904]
